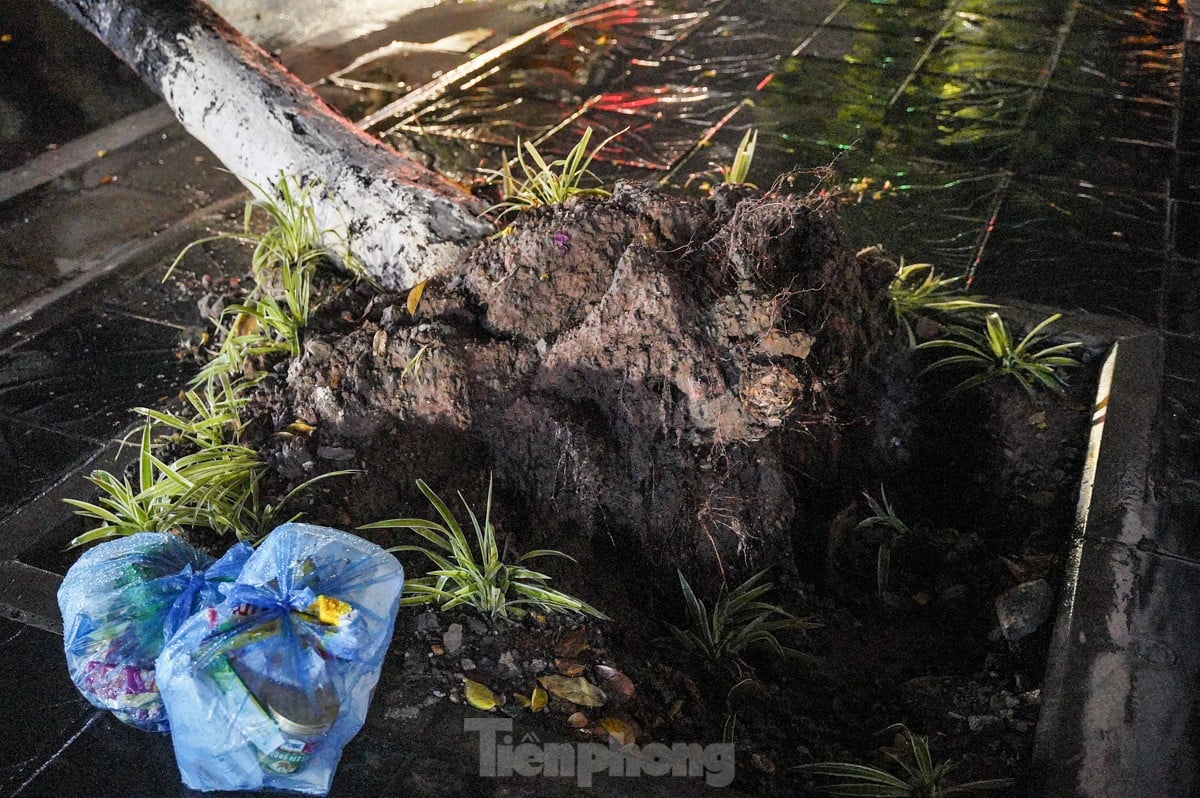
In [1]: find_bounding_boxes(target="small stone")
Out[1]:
[1020,689,1042,707]
[968,715,1004,734]
[467,618,489,636]
[416,610,440,635]
[304,339,334,364]
[461,658,476,671]
[499,651,520,675]
[380,305,400,329]
[385,705,420,721]
[431,644,445,656]
[995,580,1054,642]
[529,658,548,673]
[567,712,589,729]
[316,446,356,462]
[444,623,464,654]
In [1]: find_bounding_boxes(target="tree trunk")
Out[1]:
[47,0,490,290]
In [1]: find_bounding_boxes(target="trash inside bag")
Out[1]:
[156,523,403,795]
[58,532,252,731]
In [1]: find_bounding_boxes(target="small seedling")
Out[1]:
[887,261,999,346]
[484,127,622,219]
[721,128,758,187]
[917,312,1082,398]
[361,477,607,622]
[665,568,817,664]
[796,723,1014,796]
[856,487,912,599]
[166,173,366,286]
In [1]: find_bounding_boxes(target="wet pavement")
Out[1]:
[1,0,1199,795]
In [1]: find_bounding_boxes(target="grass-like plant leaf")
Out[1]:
[887,261,1000,346]
[796,724,1015,796]
[665,568,817,664]
[722,128,758,186]
[484,127,623,219]
[361,477,607,622]
[917,311,1082,398]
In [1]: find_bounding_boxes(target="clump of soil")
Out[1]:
[249,180,897,593]
[234,180,1097,795]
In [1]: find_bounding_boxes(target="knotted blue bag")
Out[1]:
[58,532,253,731]
[156,523,403,795]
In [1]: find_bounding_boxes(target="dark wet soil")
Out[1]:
[219,181,1098,794]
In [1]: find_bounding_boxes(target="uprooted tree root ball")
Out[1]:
[245,181,899,593]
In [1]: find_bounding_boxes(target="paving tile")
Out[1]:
[973,236,1163,323]
[923,41,1052,86]
[795,27,928,72]
[0,617,99,795]
[768,57,904,107]
[1034,89,1177,149]
[0,418,100,521]
[876,110,1023,168]
[1033,540,1200,797]
[955,0,1071,25]
[826,0,946,38]
[1015,135,1175,196]
[1160,255,1200,331]
[13,711,181,798]
[943,13,1062,52]
[994,178,1168,252]
[897,73,1038,123]
[0,308,191,440]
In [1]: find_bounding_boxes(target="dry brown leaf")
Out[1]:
[599,716,637,745]
[554,627,589,658]
[555,658,584,677]
[595,665,635,702]
[373,328,388,357]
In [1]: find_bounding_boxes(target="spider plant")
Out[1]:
[66,381,351,546]
[484,127,622,219]
[856,487,911,598]
[796,724,1014,796]
[917,311,1082,398]
[190,256,312,389]
[721,128,758,186]
[360,477,607,621]
[887,261,999,346]
[665,569,817,664]
[166,173,366,286]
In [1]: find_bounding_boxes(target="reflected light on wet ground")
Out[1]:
[316,0,1186,328]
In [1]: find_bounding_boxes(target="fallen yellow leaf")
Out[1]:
[407,279,428,318]
[538,675,606,707]
[531,685,548,712]
[464,678,500,711]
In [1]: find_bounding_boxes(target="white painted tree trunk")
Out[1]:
[48,0,490,290]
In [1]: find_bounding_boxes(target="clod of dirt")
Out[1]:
[254,181,895,590]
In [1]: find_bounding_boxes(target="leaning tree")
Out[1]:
[48,0,490,290]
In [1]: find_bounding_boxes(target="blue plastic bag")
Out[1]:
[156,523,403,795]
[58,532,253,731]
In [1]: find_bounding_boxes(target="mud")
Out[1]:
[249,181,896,592]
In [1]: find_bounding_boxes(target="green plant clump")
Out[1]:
[855,486,912,599]
[796,723,1014,796]
[361,478,607,622]
[721,128,758,187]
[485,127,622,219]
[665,568,817,664]
[65,380,349,547]
[887,261,999,345]
[917,311,1082,398]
